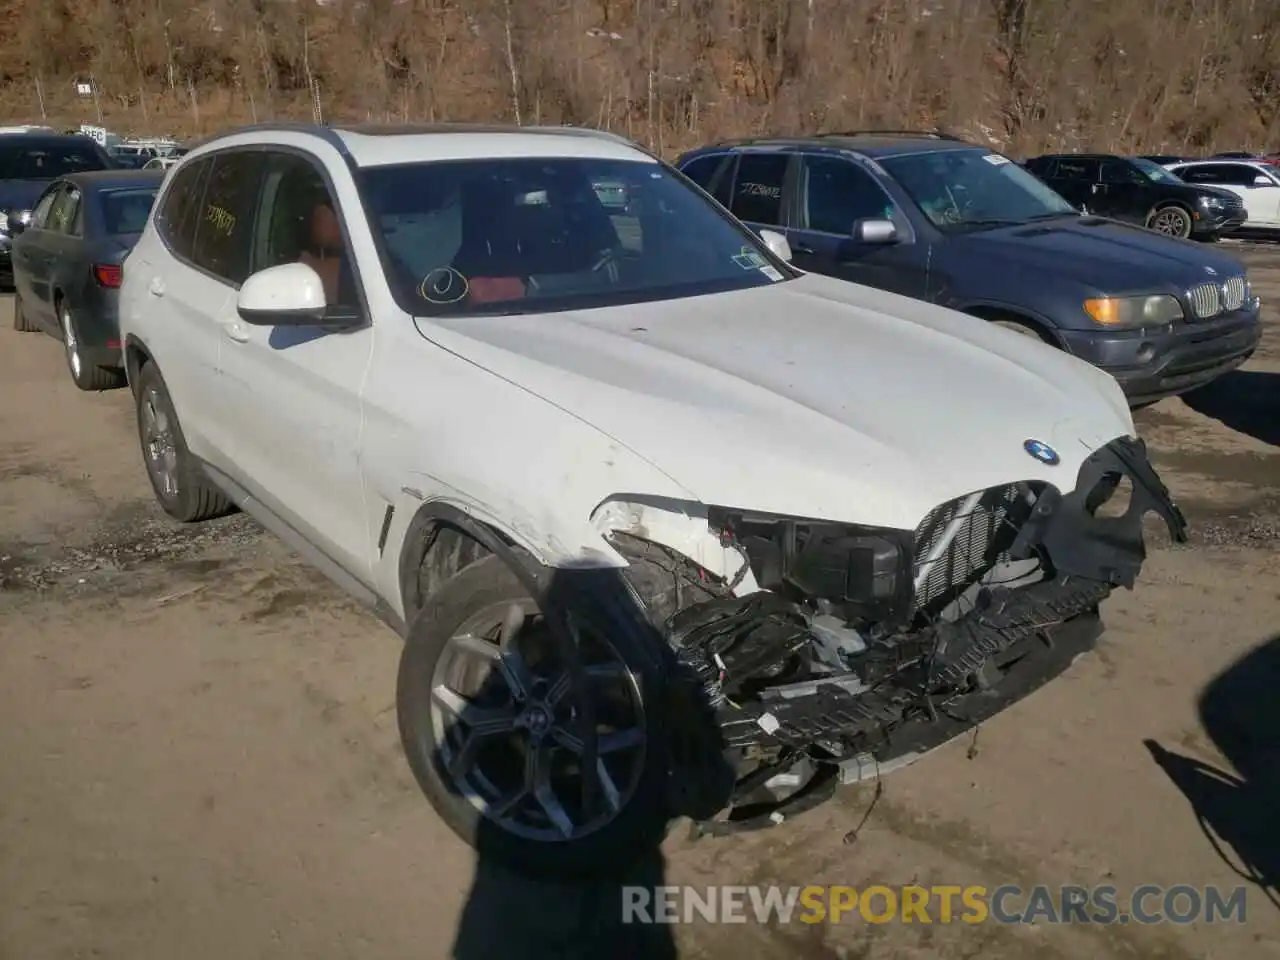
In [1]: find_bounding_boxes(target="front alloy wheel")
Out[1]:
[398,554,670,880]
[430,598,647,842]
[1149,206,1192,238]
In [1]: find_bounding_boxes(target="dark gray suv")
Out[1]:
[675,132,1263,406]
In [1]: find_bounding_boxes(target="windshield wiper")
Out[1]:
[953,217,1024,230]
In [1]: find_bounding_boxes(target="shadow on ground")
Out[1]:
[1181,371,1280,446]
[1146,633,1280,911]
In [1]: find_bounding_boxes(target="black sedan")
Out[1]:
[0,133,115,287]
[10,170,162,390]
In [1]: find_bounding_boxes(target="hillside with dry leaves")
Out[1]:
[0,0,1276,157]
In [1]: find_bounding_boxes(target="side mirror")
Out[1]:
[1253,175,1271,186]
[237,262,351,327]
[852,218,898,244]
[757,228,792,263]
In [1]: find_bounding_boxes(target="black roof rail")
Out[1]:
[817,129,967,142]
[185,121,349,156]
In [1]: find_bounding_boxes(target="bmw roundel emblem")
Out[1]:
[1023,438,1061,466]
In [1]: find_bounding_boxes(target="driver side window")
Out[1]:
[251,152,357,308]
[1101,161,1142,185]
[800,155,896,234]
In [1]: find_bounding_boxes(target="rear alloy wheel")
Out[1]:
[133,361,235,522]
[60,302,123,391]
[1148,206,1192,239]
[398,555,670,880]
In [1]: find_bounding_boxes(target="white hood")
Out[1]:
[417,274,1134,531]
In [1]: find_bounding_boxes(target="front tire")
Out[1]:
[397,554,672,880]
[1147,205,1192,239]
[133,361,234,522]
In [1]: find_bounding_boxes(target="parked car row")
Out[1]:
[0,127,1265,414]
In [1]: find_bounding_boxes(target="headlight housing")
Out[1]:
[1083,294,1183,328]
[1199,195,1225,209]
[0,211,8,234]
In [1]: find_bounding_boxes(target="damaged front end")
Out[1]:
[615,436,1188,834]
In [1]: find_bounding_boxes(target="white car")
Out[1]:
[117,123,1187,879]
[1166,159,1280,233]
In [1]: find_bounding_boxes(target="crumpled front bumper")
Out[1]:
[699,436,1187,831]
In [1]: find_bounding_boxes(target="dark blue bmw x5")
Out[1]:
[675,131,1263,406]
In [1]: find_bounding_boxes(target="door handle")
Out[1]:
[792,243,816,254]
[147,277,165,297]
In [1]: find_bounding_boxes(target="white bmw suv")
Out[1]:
[118,123,1186,879]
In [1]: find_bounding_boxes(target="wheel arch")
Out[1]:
[958,302,1062,346]
[123,333,153,396]
[395,500,557,631]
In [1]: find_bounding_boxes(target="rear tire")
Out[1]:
[12,291,35,332]
[397,554,672,881]
[133,361,235,522]
[61,301,125,391]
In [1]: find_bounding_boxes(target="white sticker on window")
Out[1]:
[983,154,1011,166]
[760,266,783,281]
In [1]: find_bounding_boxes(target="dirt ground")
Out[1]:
[1,246,1277,960]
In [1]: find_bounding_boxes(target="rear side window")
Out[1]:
[800,155,896,233]
[100,188,159,236]
[1052,158,1099,182]
[191,152,267,285]
[156,158,211,259]
[729,153,789,225]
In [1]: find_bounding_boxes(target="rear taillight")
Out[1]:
[93,263,122,288]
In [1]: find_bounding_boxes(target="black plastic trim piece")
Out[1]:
[1010,435,1188,588]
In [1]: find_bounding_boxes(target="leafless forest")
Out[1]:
[1,0,1277,157]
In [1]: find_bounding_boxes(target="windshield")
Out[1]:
[1131,158,1182,185]
[0,143,108,179]
[99,187,158,235]
[878,149,1077,231]
[357,157,792,316]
